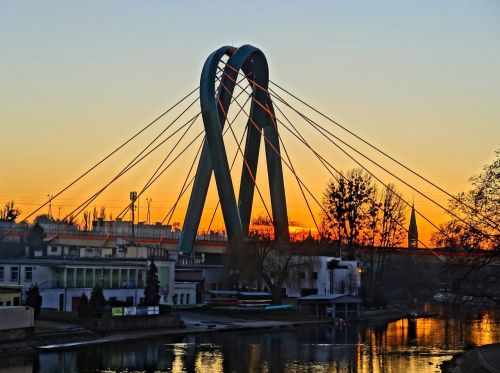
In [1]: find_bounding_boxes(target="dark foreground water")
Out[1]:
[4,309,499,373]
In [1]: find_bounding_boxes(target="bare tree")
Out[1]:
[0,201,21,222]
[82,210,91,231]
[226,217,313,304]
[322,168,375,253]
[431,149,500,304]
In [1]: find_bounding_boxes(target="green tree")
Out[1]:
[144,259,160,306]
[77,292,90,319]
[0,201,21,222]
[25,285,42,318]
[89,286,106,318]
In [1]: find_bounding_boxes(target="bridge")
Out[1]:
[9,44,497,256]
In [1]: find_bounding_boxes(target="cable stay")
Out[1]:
[268,80,498,231]
[116,80,253,225]
[65,111,201,222]
[222,61,497,233]
[216,68,473,253]
[218,64,495,239]
[21,86,199,223]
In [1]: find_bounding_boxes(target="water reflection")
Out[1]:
[4,310,498,373]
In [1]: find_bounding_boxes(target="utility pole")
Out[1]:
[130,191,137,244]
[47,194,53,218]
[146,198,152,225]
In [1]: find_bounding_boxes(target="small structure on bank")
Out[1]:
[207,290,290,311]
[297,294,361,320]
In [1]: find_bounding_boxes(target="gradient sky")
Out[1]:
[1,1,499,245]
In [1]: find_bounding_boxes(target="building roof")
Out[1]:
[0,285,22,294]
[0,258,150,267]
[297,294,362,303]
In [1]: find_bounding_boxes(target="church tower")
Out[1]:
[408,203,418,248]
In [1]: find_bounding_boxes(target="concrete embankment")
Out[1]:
[1,307,418,354]
[441,343,500,373]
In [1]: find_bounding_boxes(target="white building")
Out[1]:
[173,282,197,306]
[281,256,361,298]
[0,258,175,311]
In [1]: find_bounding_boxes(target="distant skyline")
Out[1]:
[1,1,499,245]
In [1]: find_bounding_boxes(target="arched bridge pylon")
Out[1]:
[178,45,289,253]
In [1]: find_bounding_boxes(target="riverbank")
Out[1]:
[0,305,432,355]
[441,342,500,372]
[0,311,335,355]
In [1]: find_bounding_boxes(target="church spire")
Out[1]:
[408,202,418,248]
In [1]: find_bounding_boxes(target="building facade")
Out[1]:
[0,258,175,311]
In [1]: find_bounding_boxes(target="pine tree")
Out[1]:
[89,286,106,318]
[77,292,89,319]
[25,285,42,318]
[144,259,160,306]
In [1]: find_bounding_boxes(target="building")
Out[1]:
[282,256,361,298]
[408,204,418,248]
[0,285,22,306]
[297,294,361,320]
[0,258,175,311]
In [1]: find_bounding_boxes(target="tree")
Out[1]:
[431,149,499,250]
[89,286,106,318]
[144,259,160,306]
[431,149,500,304]
[229,220,314,305]
[322,168,375,253]
[25,285,42,318]
[362,183,407,305]
[82,210,92,231]
[77,292,89,319]
[26,222,47,255]
[0,201,21,222]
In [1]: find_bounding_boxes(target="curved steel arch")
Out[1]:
[179,45,289,253]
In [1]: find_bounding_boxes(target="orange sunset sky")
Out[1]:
[1,1,499,246]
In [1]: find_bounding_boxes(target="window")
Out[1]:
[51,246,58,253]
[180,294,184,305]
[25,267,33,282]
[0,266,4,281]
[11,267,18,282]
[13,297,20,306]
[311,272,318,280]
[173,294,178,305]
[186,294,190,304]
[0,301,3,306]
[299,271,305,280]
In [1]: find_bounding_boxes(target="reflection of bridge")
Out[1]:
[16,44,495,253]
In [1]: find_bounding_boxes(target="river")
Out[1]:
[3,308,499,372]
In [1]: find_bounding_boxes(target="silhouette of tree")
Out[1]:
[144,259,160,306]
[431,149,500,304]
[229,227,313,304]
[89,286,106,318]
[26,222,47,255]
[0,201,21,222]
[77,292,89,319]
[25,285,42,318]
[432,149,499,250]
[322,168,375,251]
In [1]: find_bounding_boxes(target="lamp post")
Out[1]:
[130,191,137,243]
